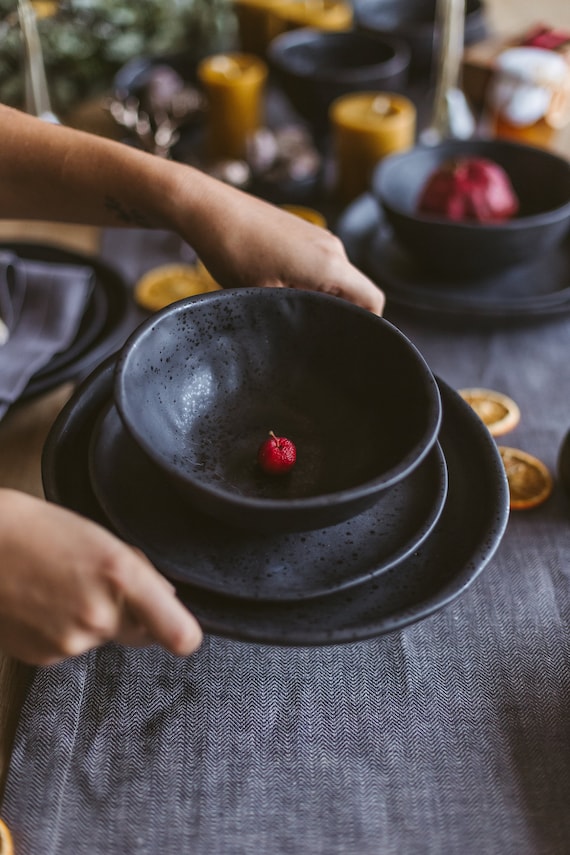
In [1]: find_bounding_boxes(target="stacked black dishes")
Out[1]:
[42,287,509,644]
[337,139,570,325]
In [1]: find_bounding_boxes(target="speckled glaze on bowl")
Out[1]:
[267,27,410,134]
[372,139,570,279]
[114,288,441,532]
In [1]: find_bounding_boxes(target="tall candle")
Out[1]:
[197,53,268,160]
[275,0,353,31]
[330,92,416,204]
[233,0,352,55]
[233,0,289,56]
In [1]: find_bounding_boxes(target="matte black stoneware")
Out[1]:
[558,429,570,501]
[354,0,487,74]
[336,193,570,325]
[88,401,448,602]
[1,242,133,400]
[267,28,410,134]
[114,288,442,533]
[41,357,510,646]
[372,139,570,279]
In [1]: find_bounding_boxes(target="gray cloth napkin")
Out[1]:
[0,253,94,417]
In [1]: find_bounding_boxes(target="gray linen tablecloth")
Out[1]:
[2,228,570,854]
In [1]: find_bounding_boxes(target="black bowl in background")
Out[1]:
[354,0,487,74]
[267,27,410,135]
[372,139,570,280]
[114,288,441,533]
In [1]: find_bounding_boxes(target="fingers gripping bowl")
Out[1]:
[114,288,441,532]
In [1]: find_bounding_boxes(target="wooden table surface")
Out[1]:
[1,0,570,801]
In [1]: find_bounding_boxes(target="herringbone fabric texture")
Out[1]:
[2,228,570,855]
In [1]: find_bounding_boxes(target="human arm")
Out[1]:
[0,104,384,314]
[0,489,202,666]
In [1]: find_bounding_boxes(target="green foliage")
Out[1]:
[0,0,236,113]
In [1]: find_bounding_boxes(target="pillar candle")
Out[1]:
[330,92,416,204]
[274,0,353,31]
[233,0,290,56]
[234,0,352,55]
[197,53,268,161]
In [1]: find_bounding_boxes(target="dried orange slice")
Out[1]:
[459,387,520,437]
[280,205,327,228]
[0,819,14,855]
[134,262,221,312]
[499,446,554,510]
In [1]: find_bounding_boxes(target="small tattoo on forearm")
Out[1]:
[105,195,151,226]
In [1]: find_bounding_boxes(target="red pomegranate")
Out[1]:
[417,157,519,223]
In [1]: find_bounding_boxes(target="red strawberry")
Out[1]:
[417,157,519,223]
[257,430,296,475]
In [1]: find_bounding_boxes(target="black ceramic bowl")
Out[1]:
[267,27,410,134]
[114,288,442,533]
[354,0,487,74]
[372,139,570,279]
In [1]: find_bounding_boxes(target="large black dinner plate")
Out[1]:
[335,194,570,323]
[42,356,509,645]
[1,242,134,400]
[87,401,448,602]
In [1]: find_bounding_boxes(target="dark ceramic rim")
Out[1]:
[267,27,411,84]
[88,401,449,602]
[373,139,570,230]
[335,193,570,323]
[114,288,442,518]
[41,357,510,645]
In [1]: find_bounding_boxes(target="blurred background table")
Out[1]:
[487,0,570,32]
[1,0,570,828]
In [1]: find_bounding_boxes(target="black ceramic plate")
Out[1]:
[87,401,448,602]
[335,194,570,323]
[42,357,509,645]
[0,242,135,400]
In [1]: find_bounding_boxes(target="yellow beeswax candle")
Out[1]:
[233,0,352,54]
[233,0,290,55]
[197,53,268,160]
[275,0,353,31]
[330,92,416,204]
[30,0,58,17]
